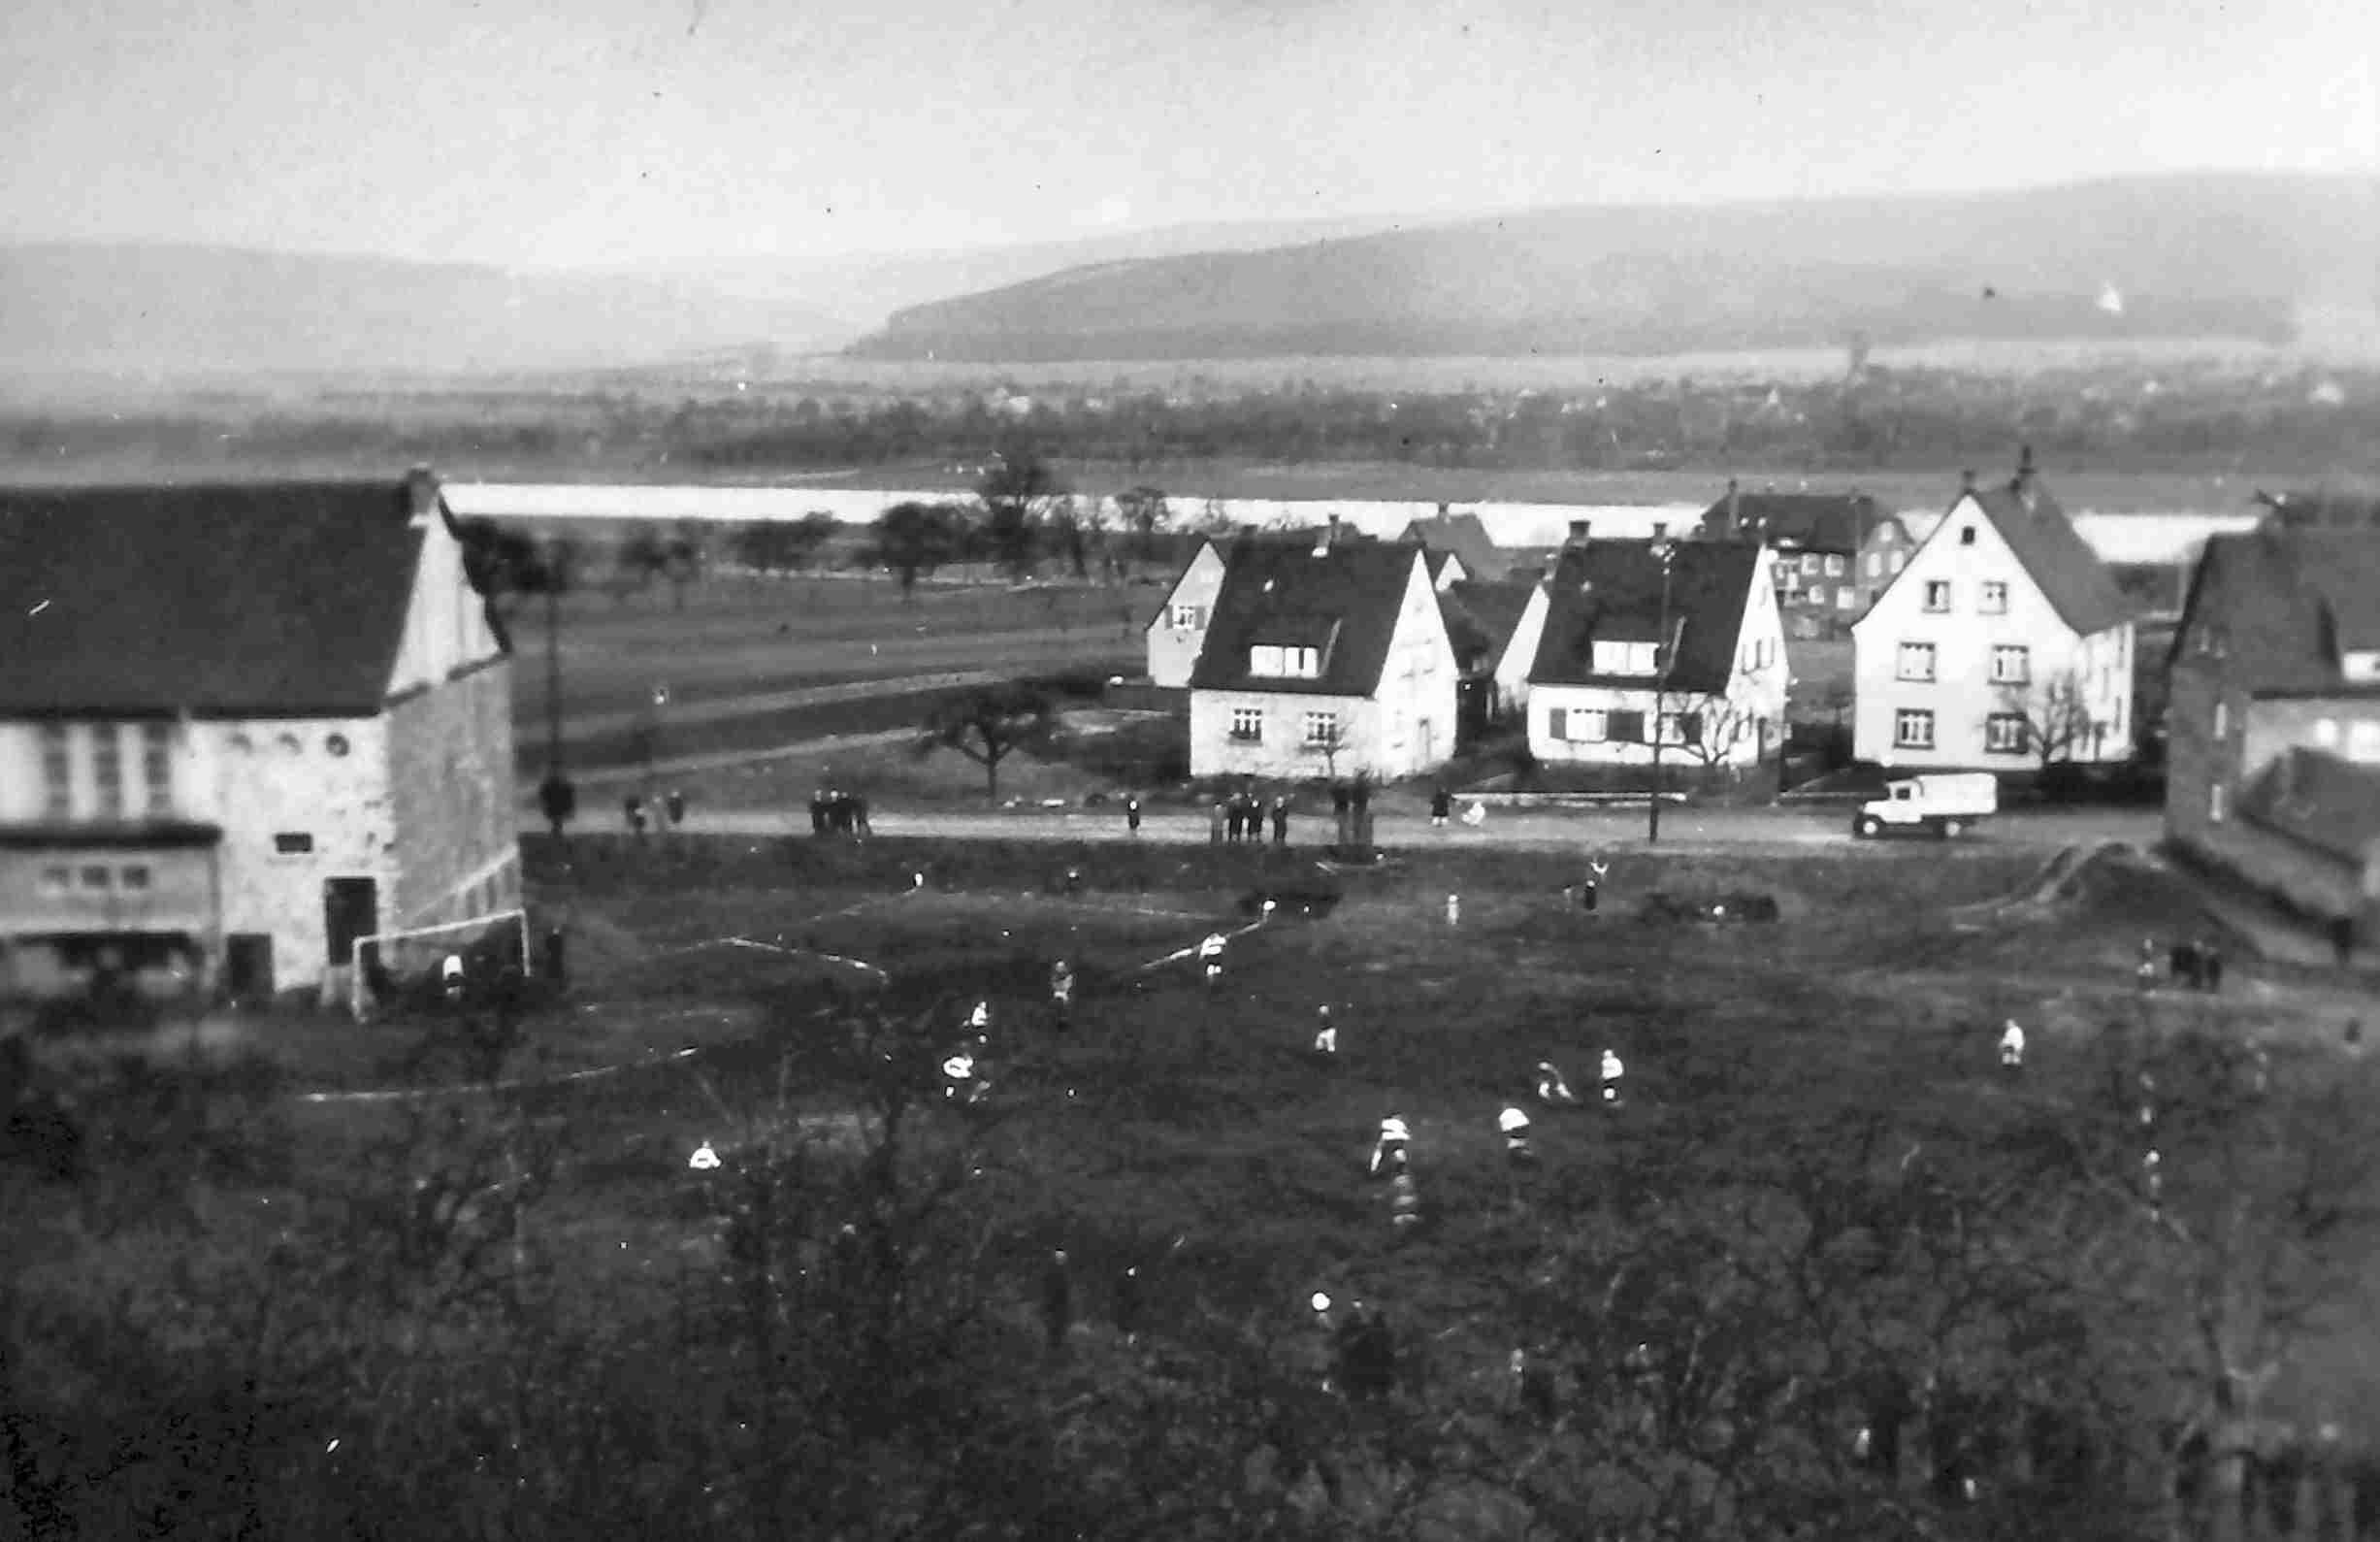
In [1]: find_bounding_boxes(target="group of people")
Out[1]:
[2142,935,2226,994]
[1350,1053,1627,1230]
[622,789,690,837]
[1427,785,1487,830]
[1210,791,1289,846]
[809,788,871,838]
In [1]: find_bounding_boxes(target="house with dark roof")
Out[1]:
[1438,578,1549,736]
[2165,517,2380,951]
[0,471,518,1005]
[1851,449,2136,771]
[1188,534,1457,779]
[1524,534,1786,769]
[1399,509,1510,584]
[1143,517,1371,689]
[1698,481,1911,640]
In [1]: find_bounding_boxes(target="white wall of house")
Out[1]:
[1528,549,1787,768]
[1144,541,1225,688]
[205,717,396,985]
[1190,691,1382,779]
[1432,553,1469,591]
[390,515,505,695]
[1853,495,2135,769]
[1491,585,1551,718]
[1375,554,1462,771]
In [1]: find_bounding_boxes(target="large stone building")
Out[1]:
[2165,515,2380,951]
[1698,482,1910,640]
[0,471,518,1003]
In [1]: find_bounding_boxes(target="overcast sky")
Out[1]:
[3,0,2373,270]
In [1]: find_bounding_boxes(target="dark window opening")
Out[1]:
[275,833,315,855]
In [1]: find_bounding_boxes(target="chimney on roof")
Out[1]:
[1567,519,1590,545]
[1437,501,1451,517]
[406,465,440,527]
[1651,521,1668,541]
[1960,468,1977,495]
[1314,514,1339,557]
[2012,443,2038,511]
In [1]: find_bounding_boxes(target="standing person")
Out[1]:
[1210,801,1226,846]
[1114,1263,1143,1344]
[1271,794,1290,847]
[810,788,830,837]
[1999,1019,2026,1076]
[665,789,688,829]
[1387,1154,1422,1232]
[1430,785,1452,830]
[1499,1105,1535,1165]
[1125,795,1143,837]
[1312,1004,1338,1058]
[1197,932,1227,993]
[1050,961,1075,1032]
[541,925,569,991]
[967,998,994,1038]
[538,773,575,840]
[1536,1061,1579,1106]
[2199,937,2225,994]
[1600,1048,1625,1107]
[1040,1249,1072,1353]
[440,952,467,1008]
[1581,858,1610,914]
[853,793,871,840]
[625,794,648,838]
[1369,1115,1411,1177]
[2136,937,2160,992]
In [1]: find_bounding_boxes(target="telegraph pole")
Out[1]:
[1647,541,1677,844]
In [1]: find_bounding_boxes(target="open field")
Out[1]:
[515,576,1142,772]
[13,833,2380,1534]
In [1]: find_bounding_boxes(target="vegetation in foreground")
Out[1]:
[7,836,2379,1539]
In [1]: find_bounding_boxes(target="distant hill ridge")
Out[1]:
[851,173,2380,363]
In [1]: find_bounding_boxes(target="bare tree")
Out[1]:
[915,681,1062,801]
[1667,692,1768,771]
[1116,485,1169,577]
[1993,670,2100,769]
[977,445,1067,580]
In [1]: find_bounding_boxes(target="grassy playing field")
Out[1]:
[15,832,2379,1534]
[514,574,1145,773]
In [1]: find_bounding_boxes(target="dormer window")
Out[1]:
[1591,640,1660,675]
[1251,644,1320,679]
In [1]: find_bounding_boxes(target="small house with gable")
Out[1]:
[1188,532,1457,780]
[1525,530,1787,769]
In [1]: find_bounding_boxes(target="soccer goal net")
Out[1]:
[349,907,531,1021]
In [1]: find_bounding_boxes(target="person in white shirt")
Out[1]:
[1536,1062,1579,1106]
[966,999,993,1034]
[1197,933,1227,991]
[1498,1105,1534,1165]
[440,953,466,1006]
[1312,1005,1337,1057]
[1600,1049,1625,1105]
[1050,963,1075,1030]
[1999,1020,2025,1074]
[1370,1115,1411,1176]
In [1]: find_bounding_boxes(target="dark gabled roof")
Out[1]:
[1963,478,2132,637]
[1424,549,1462,584]
[1697,489,1892,553]
[1400,512,1509,579]
[1438,579,1538,671]
[1190,541,1426,697]
[1527,540,1760,695]
[2238,747,2380,867]
[0,479,432,716]
[2175,525,2380,692]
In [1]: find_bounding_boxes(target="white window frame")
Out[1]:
[2348,721,2380,763]
[1897,641,1937,682]
[1823,554,1845,577]
[1170,604,1206,630]
[1657,710,1701,746]
[1894,708,1936,749]
[2213,701,2229,738]
[1800,553,1820,575]
[1837,589,1857,610]
[1554,706,1608,742]
[2209,781,2227,822]
[1922,580,1951,613]
[1889,551,1907,574]
[1228,706,1263,742]
[1249,644,1320,679]
[1980,581,2008,615]
[1990,644,2031,685]
[93,726,123,821]
[39,723,72,820]
[1302,710,1340,748]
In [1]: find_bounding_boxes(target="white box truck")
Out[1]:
[1853,772,1998,839]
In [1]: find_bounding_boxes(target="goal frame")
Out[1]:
[349,906,531,1021]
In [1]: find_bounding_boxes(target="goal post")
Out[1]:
[350,906,531,1021]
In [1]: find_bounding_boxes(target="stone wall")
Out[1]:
[384,660,520,932]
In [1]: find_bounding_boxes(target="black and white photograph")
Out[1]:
[2,0,2377,1534]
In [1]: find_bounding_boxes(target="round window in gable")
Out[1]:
[326,733,351,757]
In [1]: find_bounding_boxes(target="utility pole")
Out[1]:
[1647,540,1677,844]
[545,584,565,782]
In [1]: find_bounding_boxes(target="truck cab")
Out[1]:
[1854,772,1997,840]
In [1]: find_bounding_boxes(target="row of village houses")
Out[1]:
[1146,449,2380,948]
[0,461,2370,1003]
